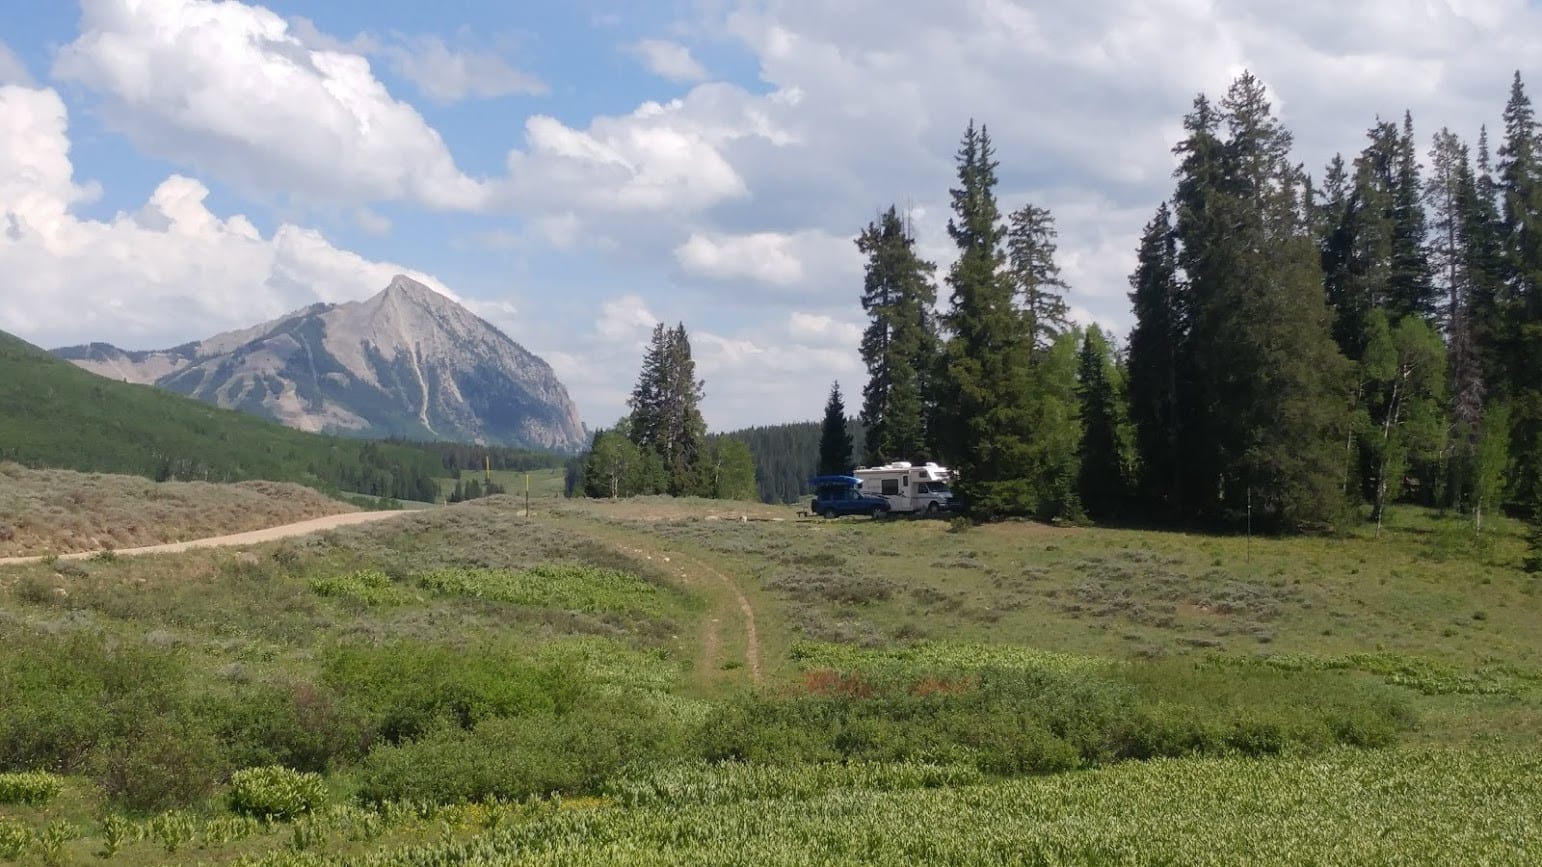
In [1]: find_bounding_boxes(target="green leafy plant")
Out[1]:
[34,821,73,867]
[227,766,328,820]
[98,814,135,859]
[146,811,195,855]
[0,771,64,806]
[0,819,30,860]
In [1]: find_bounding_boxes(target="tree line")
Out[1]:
[848,70,1542,535]
[571,323,757,501]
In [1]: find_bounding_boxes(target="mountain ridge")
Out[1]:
[54,275,587,452]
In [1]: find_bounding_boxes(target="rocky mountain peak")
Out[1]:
[51,278,587,452]
[382,274,445,303]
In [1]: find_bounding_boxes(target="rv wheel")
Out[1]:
[925,502,940,517]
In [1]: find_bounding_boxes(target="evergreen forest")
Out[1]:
[845,70,1542,533]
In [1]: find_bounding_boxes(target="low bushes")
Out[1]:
[319,640,586,743]
[308,570,417,606]
[700,661,1413,775]
[354,697,691,804]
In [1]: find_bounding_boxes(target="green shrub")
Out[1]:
[308,570,416,605]
[416,565,665,615]
[203,680,370,773]
[98,814,134,858]
[34,820,73,867]
[227,766,327,819]
[0,819,29,860]
[355,698,690,804]
[94,718,223,811]
[321,640,585,742]
[700,659,1412,777]
[0,771,63,805]
[0,632,187,773]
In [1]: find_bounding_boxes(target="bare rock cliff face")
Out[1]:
[54,276,587,451]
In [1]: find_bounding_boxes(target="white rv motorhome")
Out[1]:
[854,462,957,515]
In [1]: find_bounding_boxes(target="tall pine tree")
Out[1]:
[1077,326,1127,520]
[1126,203,1186,513]
[1498,72,1542,507]
[936,122,1038,519]
[857,206,938,466]
[1006,204,1070,354]
[817,381,855,476]
[1389,112,1437,322]
[628,323,707,496]
[1176,73,1352,530]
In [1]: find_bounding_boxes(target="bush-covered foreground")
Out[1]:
[0,626,1414,813]
[1,749,1533,865]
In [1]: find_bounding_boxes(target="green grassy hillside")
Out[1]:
[0,497,1537,863]
[0,330,442,501]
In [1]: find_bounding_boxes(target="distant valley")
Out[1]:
[53,275,587,452]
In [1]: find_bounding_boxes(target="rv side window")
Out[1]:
[915,482,930,494]
[881,479,900,495]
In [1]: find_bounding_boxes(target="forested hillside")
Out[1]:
[721,419,864,503]
[0,329,444,502]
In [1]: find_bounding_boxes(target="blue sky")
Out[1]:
[2,0,1539,430]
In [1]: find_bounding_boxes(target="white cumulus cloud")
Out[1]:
[52,0,489,210]
[498,82,800,215]
[0,83,451,352]
[0,39,32,86]
[630,38,708,83]
[384,35,547,103]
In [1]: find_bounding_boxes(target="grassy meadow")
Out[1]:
[0,493,1537,864]
[0,464,355,558]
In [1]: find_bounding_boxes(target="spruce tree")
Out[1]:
[627,323,669,457]
[1006,204,1070,354]
[1077,326,1126,520]
[1389,112,1437,321]
[817,381,855,476]
[1179,73,1352,530]
[1469,127,1512,392]
[1498,72,1542,507]
[627,323,706,495]
[1126,203,1186,512]
[936,121,1038,518]
[857,206,938,465]
[1329,121,1399,361]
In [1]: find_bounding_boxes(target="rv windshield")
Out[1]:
[929,483,952,495]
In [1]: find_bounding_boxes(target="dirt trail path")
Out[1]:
[566,519,764,687]
[0,511,411,566]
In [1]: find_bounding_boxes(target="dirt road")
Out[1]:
[0,511,411,566]
[560,517,765,687]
